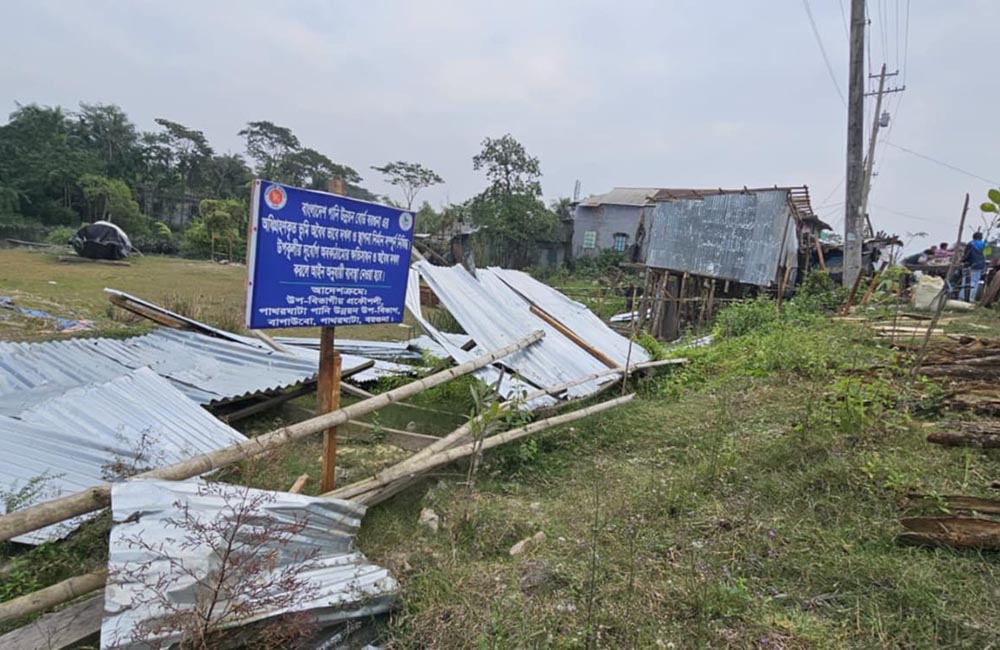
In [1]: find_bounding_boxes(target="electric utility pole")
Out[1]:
[860,64,905,236]
[843,0,866,288]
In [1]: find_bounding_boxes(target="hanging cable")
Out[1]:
[801,0,847,106]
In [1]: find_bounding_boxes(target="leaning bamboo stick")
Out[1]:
[325,394,635,502]
[0,332,545,544]
[0,392,633,627]
[0,569,106,625]
[328,359,682,502]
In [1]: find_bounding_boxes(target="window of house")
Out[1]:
[582,230,597,249]
[612,233,628,252]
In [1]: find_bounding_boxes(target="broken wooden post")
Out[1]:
[0,331,545,544]
[318,326,342,492]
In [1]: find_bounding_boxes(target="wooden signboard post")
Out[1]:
[319,177,345,491]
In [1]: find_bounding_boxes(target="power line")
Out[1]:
[884,142,1000,186]
[901,0,911,85]
[819,177,845,207]
[801,0,847,106]
[837,0,850,40]
[871,202,934,223]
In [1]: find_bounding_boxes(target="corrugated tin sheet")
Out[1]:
[414,262,615,398]
[578,187,659,207]
[646,189,799,286]
[405,270,555,409]
[102,480,397,649]
[485,268,650,367]
[0,368,248,545]
[0,328,410,411]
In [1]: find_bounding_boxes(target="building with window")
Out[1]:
[571,186,828,273]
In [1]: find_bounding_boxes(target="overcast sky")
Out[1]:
[3,0,998,249]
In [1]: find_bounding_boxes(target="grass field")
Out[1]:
[2,251,1000,648]
[0,248,420,341]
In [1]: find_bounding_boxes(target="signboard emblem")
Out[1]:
[263,184,287,211]
[399,212,413,232]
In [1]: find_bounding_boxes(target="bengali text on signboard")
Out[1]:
[245,180,414,329]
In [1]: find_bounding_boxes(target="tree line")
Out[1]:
[0,101,563,266]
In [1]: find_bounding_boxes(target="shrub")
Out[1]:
[713,296,778,338]
[45,225,77,245]
[796,270,847,312]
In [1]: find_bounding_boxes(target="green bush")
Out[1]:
[713,296,778,339]
[796,270,848,312]
[45,225,78,245]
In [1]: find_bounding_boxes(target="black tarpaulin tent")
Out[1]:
[70,221,133,260]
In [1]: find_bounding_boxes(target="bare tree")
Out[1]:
[371,161,443,209]
[109,483,319,649]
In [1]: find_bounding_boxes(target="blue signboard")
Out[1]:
[245,180,414,329]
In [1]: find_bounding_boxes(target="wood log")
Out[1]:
[0,593,102,650]
[0,569,106,624]
[898,516,1000,550]
[325,394,635,502]
[904,493,1000,515]
[0,331,545,544]
[927,431,1000,448]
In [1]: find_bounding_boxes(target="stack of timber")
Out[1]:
[898,493,1000,550]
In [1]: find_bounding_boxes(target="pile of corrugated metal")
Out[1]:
[102,480,397,649]
[404,262,649,406]
[0,291,417,546]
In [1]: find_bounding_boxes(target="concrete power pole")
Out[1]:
[843,0,866,288]
[861,64,905,236]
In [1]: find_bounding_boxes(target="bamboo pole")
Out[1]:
[2,392,634,625]
[0,569,106,625]
[328,359,682,502]
[0,332,545,544]
[325,394,635,502]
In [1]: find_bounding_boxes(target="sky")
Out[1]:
[2,0,998,250]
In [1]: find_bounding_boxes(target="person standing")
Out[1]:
[961,232,987,301]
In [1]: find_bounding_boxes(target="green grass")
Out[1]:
[0,248,423,341]
[356,316,1000,648]
[3,256,1000,647]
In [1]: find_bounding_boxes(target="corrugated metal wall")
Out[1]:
[645,190,798,286]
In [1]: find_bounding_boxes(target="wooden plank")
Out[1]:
[0,594,102,650]
[318,326,341,492]
[927,431,1000,448]
[904,493,1000,515]
[529,305,618,369]
[815,237,827,270]
[108,293,185,329]
[898,516,1000,550]
[288,474,310,493]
